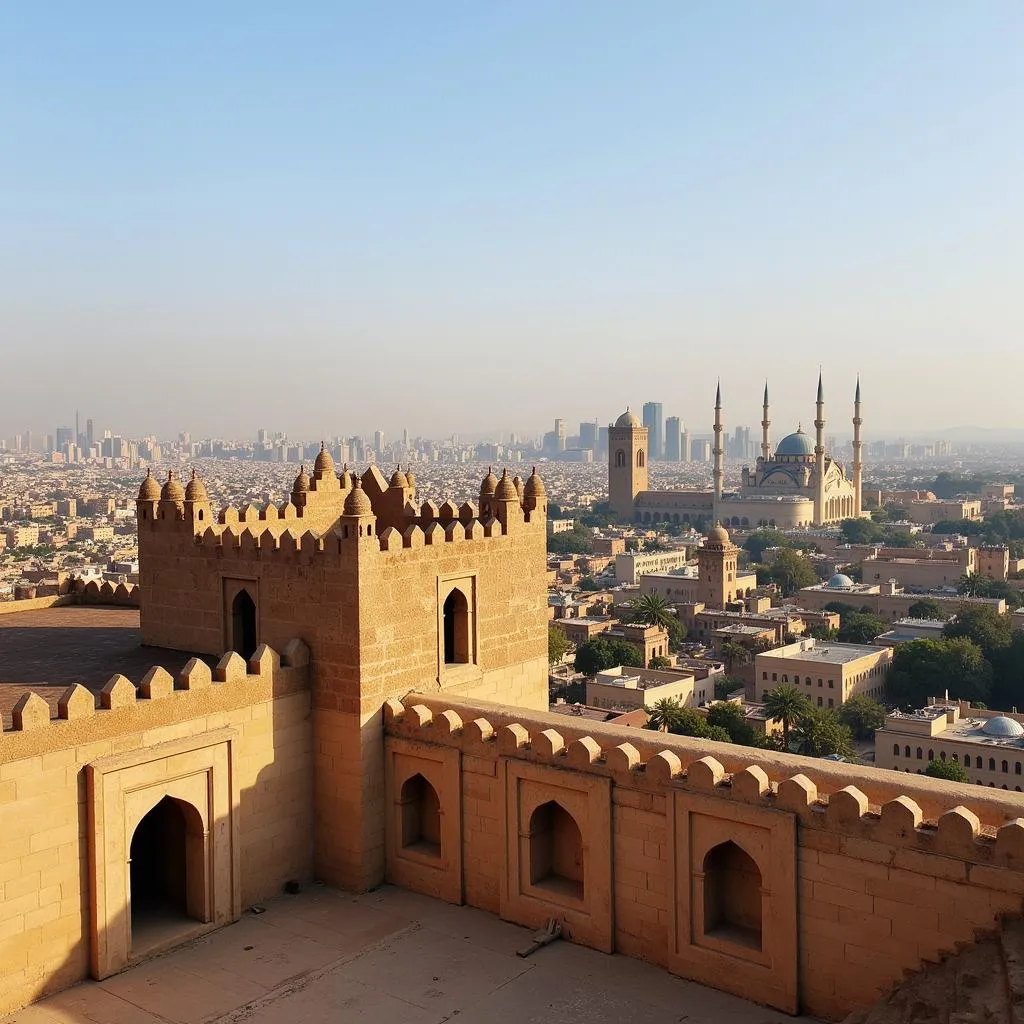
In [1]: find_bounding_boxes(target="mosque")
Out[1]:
[609,374,863,528]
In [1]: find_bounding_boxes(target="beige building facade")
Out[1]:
[754,637,892,706]
[587,665,709,711]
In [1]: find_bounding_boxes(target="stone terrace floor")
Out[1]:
[0,607,211,728]
[1,885,820,1024]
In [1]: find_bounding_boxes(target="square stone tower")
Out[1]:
[608,408,648,521]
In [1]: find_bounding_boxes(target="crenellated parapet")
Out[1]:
[0,639,311,760]
[383,694,1024,872]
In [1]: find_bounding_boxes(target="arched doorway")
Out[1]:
[529,801,584,900]
[400,774,441,857]
[442,588,469,664]
[703,840,762,950]
[231,589,257,660]
[129,797,206,954]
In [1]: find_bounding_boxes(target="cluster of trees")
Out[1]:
[546,523,594,555]
[548,625,571,666]
[887,604,1024,711]
[933,509,1024,559]
[573,636,644,675]
[839,518,918,548]
[644,684,873,759]
[818,602,889,644]
[957,573,1024,610]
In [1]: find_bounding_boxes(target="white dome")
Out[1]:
[827,573,854,590]
[615,408,641,428]
[981,716,1024,738]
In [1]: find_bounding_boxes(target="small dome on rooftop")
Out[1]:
[184,469,208,502]
[292,466,310,493]
[827,573,855,590]
[615,407,641,428]
[706,523,730,546]
[390,466,408,488]
[138,469,160,501]
[160,470,185,502]
[981,716,1024,738]
[343,479,373,517]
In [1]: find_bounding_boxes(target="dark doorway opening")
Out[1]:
[529,800,584,900]
[703,840,763,950]
[400,773,441,857]
[231,589,257,660]
[129,797,203,954]
[442,589,469,665]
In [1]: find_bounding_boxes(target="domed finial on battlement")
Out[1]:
[389,465,408,488]
[138,468,161,502]
[313,442,335,479]
[343,477,374,517]
[185,468,208,503]
[160,469,185,502]
[292,465,310,495]
[480,466,498,497]
[495,468,517,501]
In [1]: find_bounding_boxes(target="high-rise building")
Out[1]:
[665,417,682,461]
[86,419,94,450]
[257,428,268,444]
[579,420,598,450]
[55,426,74,450]
[642,402,663,460]
[691,438,712,462]
[554,419,567,452]
[597,425,609,456]
[374,430,385,457]
[681,428,691,463]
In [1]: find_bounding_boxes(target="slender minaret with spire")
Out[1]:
[814,371,827,525]
[852,376,863,517]
[712,381,724,524]
[760,381,771,463]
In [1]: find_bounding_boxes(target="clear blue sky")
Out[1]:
[2,2,1022,441]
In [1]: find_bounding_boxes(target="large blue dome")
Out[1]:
[775,429,815,457]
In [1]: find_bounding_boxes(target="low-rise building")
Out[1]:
[796,574,1006,620]
[873,618,948,647]
[547,518,576,535]
[587,665,708,712]
[754,637,892,707]
[876,700,1024,790]
[615,549,691,584]
[5,525,39,548]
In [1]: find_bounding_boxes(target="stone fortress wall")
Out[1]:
[0,641,313,1016]
[134,459,550,895]
[383,692,1024,1022]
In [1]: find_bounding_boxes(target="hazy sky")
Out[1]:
[2,3,1022,442]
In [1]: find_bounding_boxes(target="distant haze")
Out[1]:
[1,4,1022,440]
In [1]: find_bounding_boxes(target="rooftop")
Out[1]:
[0,605,211,728]
[0,885,814,1024]
[760,640,885,665]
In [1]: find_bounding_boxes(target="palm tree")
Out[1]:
[762,683,812,750]
[645,697,685,733]
[720,641,751,672]
[626,593,676,631]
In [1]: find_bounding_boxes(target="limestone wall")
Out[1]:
[383,694,1024,1022]
[0,642,313,1016]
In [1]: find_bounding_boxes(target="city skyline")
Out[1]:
[3,5,1023,438]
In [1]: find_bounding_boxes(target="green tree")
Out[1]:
[547,523,594,555]
[705,725,733,743]
[649,655,672,670]
[887,637,993,709]
[706,702,757,746]
[791,708,854,758]
[908,599,945,620]
[645,696,686,733]
[837,695,887,740]
[762,683,812,748]
[743,529,790,563]
[714,676,743,700]
[625,593,677,631]
[573,637,643,675]
[836,612,888,645]
[840,518,884,544]
[943,604,1014,659]
[824,601,858,618]
[577,576,602,592]
[766,549,818,596]
[925,758,969,783]
[548,625,570,666]
[719,641,752,672]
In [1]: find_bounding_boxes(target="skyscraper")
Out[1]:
[86,418,94,450]
[579,420,598,450]
[554,418,567,452]
[664,416,682,461]
[642,402,663,460]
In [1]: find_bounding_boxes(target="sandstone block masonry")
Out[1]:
[0,641,313,1016]
[383,693,1024,1022]
[135,461,550,892]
